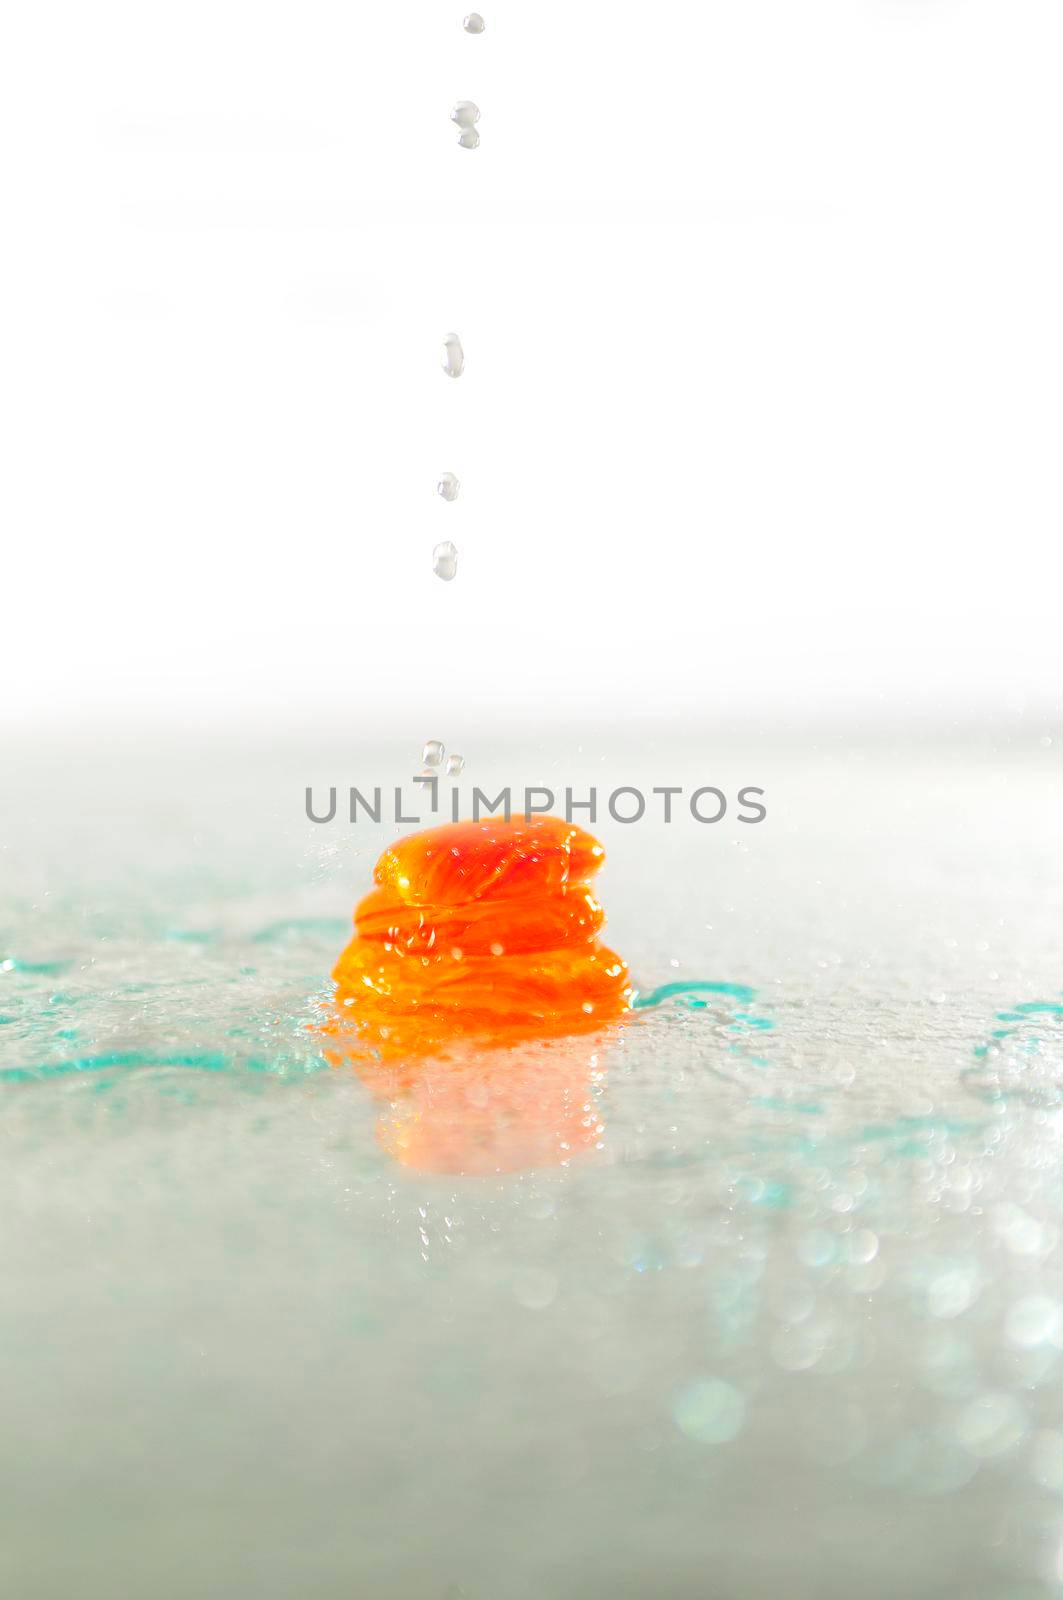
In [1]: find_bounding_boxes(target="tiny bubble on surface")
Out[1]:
[446,754,465,776]
[463,12,485,32]
[422,740,445,769]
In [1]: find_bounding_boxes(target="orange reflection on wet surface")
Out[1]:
[325,816,631,1173]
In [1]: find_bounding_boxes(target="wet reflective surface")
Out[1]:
[2,728,1062,1598]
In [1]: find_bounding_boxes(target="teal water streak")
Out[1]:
[964,992,1063,1106]
[751,1096,824,1116]
[1,957,72,975]
[0,1050,329,1086]
[252,918,349,943]
[632,980,757,1009]
[860,1113,987,1142]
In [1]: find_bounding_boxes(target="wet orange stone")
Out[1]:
[330,815,631,1060]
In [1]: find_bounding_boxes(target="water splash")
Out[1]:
[451,101,480,149]
[433,540,459,581]
[441,333,465,378]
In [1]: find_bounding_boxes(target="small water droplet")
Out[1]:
[433,540,458,581]
[463,12,485,32]
[441,333,464,379]
[446,754,465,775]
[451,101,480,149]
[422,740,445,769]
[437,471,460,502]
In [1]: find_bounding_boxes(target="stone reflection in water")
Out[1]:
[328,1031,612,1176]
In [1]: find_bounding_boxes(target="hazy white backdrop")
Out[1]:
[2,0,1061,734]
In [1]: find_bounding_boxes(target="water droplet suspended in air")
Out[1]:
[437,472,460,502]
[451,101,480,149]
[441,333,465,378]
[463,13,485,33]
[433,540,459,581]
[446,754,465,776]
[422,740,445,769]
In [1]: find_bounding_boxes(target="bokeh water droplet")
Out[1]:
[422,740,445,769]
[954,1390,1027,1459]
[441,333,465,378]
[446,754,465,776]
[1005,1294,1060,1348]
[672,1377,746,1445]
[433,541,458,581]
[463,13,485,33]
[451,102,480,149]
[437,472,460,502]
[1030,1429,1063,1491]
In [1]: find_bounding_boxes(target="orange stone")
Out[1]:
[330,815,631,1060]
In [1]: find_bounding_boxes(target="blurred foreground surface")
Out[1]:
[2,725,1063,1599]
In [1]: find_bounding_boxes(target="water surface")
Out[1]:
[2,728,1062,1598]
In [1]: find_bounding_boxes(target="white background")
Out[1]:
[3,0,1061,732]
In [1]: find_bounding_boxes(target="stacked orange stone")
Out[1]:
[331,815,631,1060]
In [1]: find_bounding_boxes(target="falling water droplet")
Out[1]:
[441,333,465,378]
[433,540,459,581]
[463,12,485,32]
[446,754,465,776]
[437,472,460,502]
[422,740,445,769]
[451,101,480,149]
